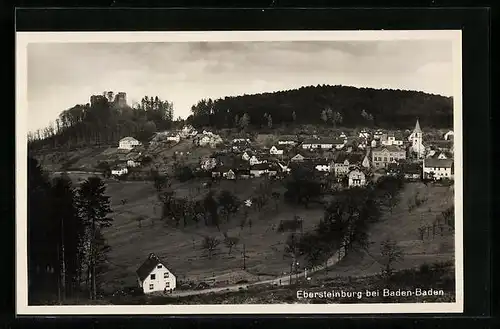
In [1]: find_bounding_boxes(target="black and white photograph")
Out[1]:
[16,30,463,314]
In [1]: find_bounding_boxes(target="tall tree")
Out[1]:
[76,176,113,300]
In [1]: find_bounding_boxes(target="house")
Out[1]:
[197,131,223,147]
[235,167,251,179]
[127,159,141,168]
[250,163,269,177]
[200,157,217,171]
[249,155,264,166]
[111,166,128,176]
[118,137,141,150]
[385,132,404,146]
[267,164,279,177]
[444,130,454,141]
[223,169,236,180]
[233,137,251,144]
[136,253,176,294]
[371,145,407,169]
[334,153,364,177]
[278,136,298,146]
[423,158,454,180]
[359,130,370,139]
[315,162,332,172]
[180,125,197,138]
[373,130,384,140]
[429,140,454,153]
[431,151,453,160]
[166,133,181,143]
[291,154,305,163]
[339,132,347,140]
[348,169,366,188]
[402,163,422,181]
[269,146,284,155]
[301,138,344,150]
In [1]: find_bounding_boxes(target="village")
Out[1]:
[99,118,455,298]
[110,119,454,188]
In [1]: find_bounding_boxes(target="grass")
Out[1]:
[98,177,325,293]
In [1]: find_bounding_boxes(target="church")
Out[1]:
[408,119,425,159]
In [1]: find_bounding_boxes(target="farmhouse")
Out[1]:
[291,154,305,163]
[348,169,366,188]
[136,253,176,294]
[371,145,406,169]
[423,158,454,180]
[111,165,128,176]
[334,153,364,177]
[118,137,141,150]
[250,163,269,177]
[278,135,298,145]
[269,145,284,155]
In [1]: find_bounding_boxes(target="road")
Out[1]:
[169,250,342,298]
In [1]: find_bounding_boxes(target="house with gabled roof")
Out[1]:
[423,158,453,180]
[118,136,141,150]
[136,253,176,294]
[334,153,365,177]
[371,145,407,169]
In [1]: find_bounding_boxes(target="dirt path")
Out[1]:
[169,250,342,298]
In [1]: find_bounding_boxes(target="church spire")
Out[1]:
[414,118,422,134]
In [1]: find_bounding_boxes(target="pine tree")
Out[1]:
[76,176,113,300]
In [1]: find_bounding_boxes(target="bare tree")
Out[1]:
[202,236,220,259]
[223,232,240,255]
[380,238,404,279]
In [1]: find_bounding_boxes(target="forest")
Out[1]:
[28,94,177,150]
[187,85,453,130]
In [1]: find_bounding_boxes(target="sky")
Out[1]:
[27,40,453,132]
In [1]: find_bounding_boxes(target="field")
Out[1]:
[311,182,455,281]
[99,177,325,293]
[91,174,454,295]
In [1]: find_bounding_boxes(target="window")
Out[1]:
[164,272,169,278]
[390,157,393,161]
[157,264,162,269]
[150,274,156,280]
[383,157,387,161]
[149,284,154,290]
[166,282,170,288]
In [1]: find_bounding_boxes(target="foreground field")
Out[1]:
[95,177,454,295]
[99,177,325,293]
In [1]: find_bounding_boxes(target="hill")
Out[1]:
[187,85,453,129]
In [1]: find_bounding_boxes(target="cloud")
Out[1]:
[27,40,454,132]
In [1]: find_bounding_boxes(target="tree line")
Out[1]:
[28,94,175,150]
[187,84,453,129]
[28,157,113,303]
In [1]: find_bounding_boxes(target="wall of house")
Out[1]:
[141,264,177,294]
[423,166,452,179]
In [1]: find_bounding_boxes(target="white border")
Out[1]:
[16,30,463,315]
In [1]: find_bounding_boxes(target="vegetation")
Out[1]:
[28,157,113,303]
[28,95,175,150]
[187,85,452,129]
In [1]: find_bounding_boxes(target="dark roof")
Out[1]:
[372,145,405,153]
[303,138,343,145]
[136,253,166,282]
[424,158,453,168]
[431,151,453,159]
[335,152,364,164]
[251,163,270,170]
[402,163,422,174]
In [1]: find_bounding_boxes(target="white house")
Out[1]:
[269,146,284,155]
[127,160,141,168]
[423,158,453,180]
[444,130,454,141]
[348,169,366,187]
[136,253,176,294]
[278,136,298,146]
[250,163,269,177]
[233,138,250,143]
[383,132,404,146]
[111,167,128,176]
[315,163,332,172]
[249,155,264,166]
[198,132,223,147]
[118,137,141,150]
[166,133,181,143]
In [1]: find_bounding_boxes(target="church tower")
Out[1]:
[410,118,424,158]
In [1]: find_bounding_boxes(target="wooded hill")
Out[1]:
[187,85,453,130]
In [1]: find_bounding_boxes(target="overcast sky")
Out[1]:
[27,40,453,132]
